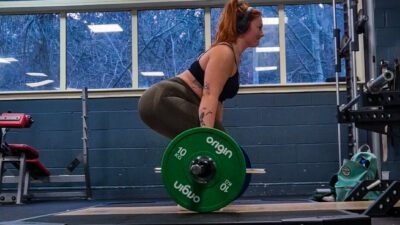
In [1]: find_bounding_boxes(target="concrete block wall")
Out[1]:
[375,0,400,63]
[0,91,351,199]
[375,0,400,179]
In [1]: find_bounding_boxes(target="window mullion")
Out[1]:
[278,4,286,85]
[204,7,211,49]
[132,9,139,89]
[60,11,67,90]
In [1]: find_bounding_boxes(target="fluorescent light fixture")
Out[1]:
[0,58,11,64]
[256,47,280,53]
[262,17,279,25]
[26,79,54,88]
[141,71,165,77]
[6,58,17,62]
[0,57,18,64]
[26,72,48,77]
[262,17,288,25]
[3,57,18,62]
[255,66,278,72]
[88,24,123,33]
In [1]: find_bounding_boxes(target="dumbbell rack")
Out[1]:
[0,88,92,204]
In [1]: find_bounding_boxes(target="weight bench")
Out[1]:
[0,113,51,204]
[1,90,91,204]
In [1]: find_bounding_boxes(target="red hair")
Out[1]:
[214,0,261,45]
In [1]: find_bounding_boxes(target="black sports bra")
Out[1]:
[188,43,239,102]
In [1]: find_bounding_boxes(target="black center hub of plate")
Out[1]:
[190,156,216,184]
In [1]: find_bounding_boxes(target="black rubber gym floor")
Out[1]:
[0,198,398,225]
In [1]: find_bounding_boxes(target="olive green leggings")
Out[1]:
[138,77,225,139]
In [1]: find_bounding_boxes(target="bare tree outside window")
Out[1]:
[285,4,344,83]
[0,14,59,91]
[0,3,345,92]
[67,11,132,89]
[138,9,205,88]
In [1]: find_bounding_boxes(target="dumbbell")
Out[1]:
[155,127,265,213]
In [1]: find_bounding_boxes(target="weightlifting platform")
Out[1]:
[5,200,381,225]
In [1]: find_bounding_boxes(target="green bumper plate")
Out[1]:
[161,127,246,213]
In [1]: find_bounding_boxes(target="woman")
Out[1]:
[138,0,264,139]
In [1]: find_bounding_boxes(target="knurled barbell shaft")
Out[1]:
[154,167,266,174]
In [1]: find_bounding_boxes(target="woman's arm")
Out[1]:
[216,101,224,124]
[199,45,235,128]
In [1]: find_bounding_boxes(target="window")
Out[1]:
[0,14,59,91]
[211,6,280,85]
[0,1,346,94]
[138,9,205,88]
[285,4,344,83]
[67,11,132,89]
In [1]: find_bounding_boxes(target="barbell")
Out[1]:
[155,127,265,213]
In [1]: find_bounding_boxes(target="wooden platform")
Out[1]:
[3,199,400,225]
[14,201,377,225]
[58,200,400,216]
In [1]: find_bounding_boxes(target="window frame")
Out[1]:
[0,0,356,100]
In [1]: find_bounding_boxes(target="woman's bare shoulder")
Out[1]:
[208,43,235,59]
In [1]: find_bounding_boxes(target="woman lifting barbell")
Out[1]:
[138,0,264,138]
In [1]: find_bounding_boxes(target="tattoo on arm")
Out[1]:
[203,82,211,95]
[199,107,213,127]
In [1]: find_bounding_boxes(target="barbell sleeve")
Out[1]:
[366,70,395,93]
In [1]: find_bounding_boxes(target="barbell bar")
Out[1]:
[154,167,266,174]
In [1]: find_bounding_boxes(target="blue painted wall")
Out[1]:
[375,0,400,62]
[375,0,400,180]
[0,92,349,199]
